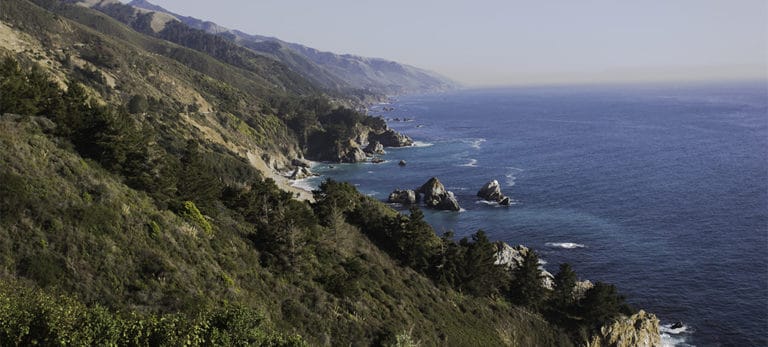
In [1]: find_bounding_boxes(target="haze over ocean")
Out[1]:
[296,81,768,346]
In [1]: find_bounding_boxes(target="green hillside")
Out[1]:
[0,1,638,346]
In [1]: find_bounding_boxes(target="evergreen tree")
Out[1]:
[458,230,505,297]
[508,249,546,309]
[553,263,578,307]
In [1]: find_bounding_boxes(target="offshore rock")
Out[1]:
[416,177,460,211]
[364,141,386,155]
[398,160,407,166]
[369,128,414,147]
[477,179,511,205]
[587,310,661,347]
[388,189,418,205]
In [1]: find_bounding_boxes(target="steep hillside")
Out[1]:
[0,1,652,346]
[127,0,459,95]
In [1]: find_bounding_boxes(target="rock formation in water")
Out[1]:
[388,189,419,205]
[477,179,511,205]
[364,141,386,155]
[369,128,414,147]
[416,177,460,211]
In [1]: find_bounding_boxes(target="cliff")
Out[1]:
[587,310,661,347]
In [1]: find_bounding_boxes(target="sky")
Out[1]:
[137,0,766,86]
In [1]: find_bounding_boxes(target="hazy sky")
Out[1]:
[140,0,766,86]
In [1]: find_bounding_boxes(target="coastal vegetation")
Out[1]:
[0,0,644,345]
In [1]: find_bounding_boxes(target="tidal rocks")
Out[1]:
[371,157,385,164]
[364,141,386,155]
[477,180,511,205]
[588,310,661,347]
[369,128,414,147]
[417,177,460,211]
[291,158,311,168]
[398,160,407,166]
[388,189,418,205]
[289,166,315,180]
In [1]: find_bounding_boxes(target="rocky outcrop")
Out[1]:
[574,280,594,300]
[398,160,407,166]
[388,189,419,205]
[291,158,311,168]
[416,177,460,211]
[339,140,367,163]
[477,180,511,205]
[587,310,661,347]
[369,128,414,147]
[494,242,554,290]
[364,141,385,155]
[289,166,315,180]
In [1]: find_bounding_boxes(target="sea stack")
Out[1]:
[477,180,511,205]
[417,177,460,211]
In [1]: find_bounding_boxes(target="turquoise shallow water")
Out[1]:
[296,82,768,346]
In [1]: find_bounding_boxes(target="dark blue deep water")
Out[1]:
[297,82,768,346]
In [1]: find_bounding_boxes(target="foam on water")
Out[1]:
[411,141,434,147]
[465,138,486,149]
[659,323,694,347]
[460,159,478,167]
[505,167,524,186]
[545,242,586,249]
[290,177,320,192]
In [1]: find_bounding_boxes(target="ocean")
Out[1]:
[295,81,768,346]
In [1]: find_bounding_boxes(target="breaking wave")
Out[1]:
[460,159,478,167]
[545,242,586,249]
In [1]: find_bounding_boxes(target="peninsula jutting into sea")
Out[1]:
[0,0,765,346]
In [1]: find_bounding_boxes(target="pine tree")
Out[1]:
[508,249,545,309]
[553,263,577,307]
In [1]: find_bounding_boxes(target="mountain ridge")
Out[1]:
[127,0,459,95]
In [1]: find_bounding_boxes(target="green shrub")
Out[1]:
[180,200,213,237]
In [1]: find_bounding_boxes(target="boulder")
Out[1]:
[477,180,511,205]
[371,157,385,164]
[388,189,419,205]
[369,128,414,147]
[398,160,407,166]
[291,158,311,168]
[416,177,461,211]
[588,310,661,347]
[364,141,386,155]
[289,167,314,180]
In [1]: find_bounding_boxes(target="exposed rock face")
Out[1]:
[398,160,407,166]
[477,180,511,205]
[291,158,311,168]
[573,280,594,301]
[369,128,414,147]
[416,177,460,211]
[289,166,315,180]
[494,242,554,290]
[364,141,386,155]
[587,310,661,347]
[339,140,367,163]
[388,189,418,205]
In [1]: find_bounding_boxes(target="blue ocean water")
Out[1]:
[297,82,768,346]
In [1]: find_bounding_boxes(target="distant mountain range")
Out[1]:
[124,0,458,95]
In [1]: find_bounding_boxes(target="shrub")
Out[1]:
[180,200,213,237]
